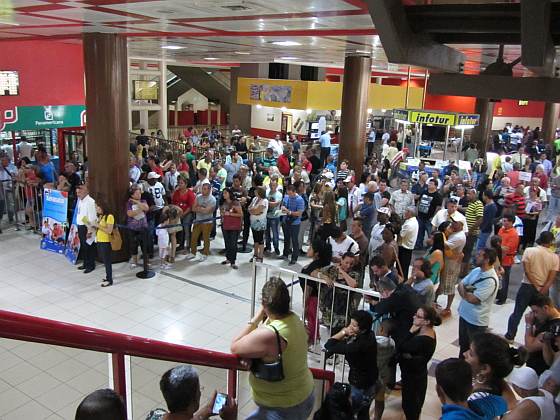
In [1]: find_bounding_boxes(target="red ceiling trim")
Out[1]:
[123,28,377,38]
[1,23,88,30]
[82,0,161,5]
[86,5,155,20]
[341,0,368,10]
[15,4,72,12]
[24,12,87,24]
[173,9,368,23]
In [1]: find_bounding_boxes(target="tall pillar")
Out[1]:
[338,55,372,181]
[470,98,495,157]
[229,64,268,133]
[83,33,129,228]
[542,102,559,144]
[158,60,168,138]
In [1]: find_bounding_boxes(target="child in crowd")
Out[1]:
[371,320,396,420]
[156,217,170,270]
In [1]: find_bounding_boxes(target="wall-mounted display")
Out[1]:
[133,80,159,100]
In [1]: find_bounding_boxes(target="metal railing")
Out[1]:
[0,309,334,419]
[0,179,43,234]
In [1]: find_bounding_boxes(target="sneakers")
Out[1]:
[185,253,196,260]
[160,263,172,270]
[192,254,207,262]
[514,256,521,264]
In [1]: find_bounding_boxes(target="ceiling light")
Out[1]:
[204,57,219,60]
[256,104,262,109]
[381,109,386,113]
[281,107,287,112]
[272,41,301,47]
[234,51,251,55]
[161,45,185,50]
[367,108,373,113]
[279,56,297,60]
[306,109,312,114]
[356,49,370,54]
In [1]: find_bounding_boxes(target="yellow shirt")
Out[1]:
[197,159,212,172]
[249,313,314,408]
[522,245,560,287]
[96,215,114,243]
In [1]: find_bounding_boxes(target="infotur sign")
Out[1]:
[409,111,456,126]
[1,105,86,131]
[457,114,481,126]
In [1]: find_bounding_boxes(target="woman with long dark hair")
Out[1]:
[398,305,440,420]
[220,187,243,269]
[336,186,349,232]
[425,231,445,289]
[319,189,338,240]
[300,238,333,345]
[126,184,149,269]
[92,198,114,287]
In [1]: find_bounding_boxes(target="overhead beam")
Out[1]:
[521,0,556,77]
[428,74,560,102]
[365,0,464,73]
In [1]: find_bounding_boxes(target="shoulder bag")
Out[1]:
[250,325,285,382]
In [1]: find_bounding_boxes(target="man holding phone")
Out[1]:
[146,365,237,420]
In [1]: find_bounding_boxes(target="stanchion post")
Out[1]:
[136,227,155,279]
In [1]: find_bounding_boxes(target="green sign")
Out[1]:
[1,105,86,132]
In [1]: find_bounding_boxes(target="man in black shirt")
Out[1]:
[306,149,321,179]
[136,128,149,146]
[415,179,442,249]
[525,294,560,375]
[325,310,378,418]
[370,276,421,347]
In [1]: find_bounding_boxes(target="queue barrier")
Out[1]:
[0,179,43,234]
[0,309,334,419]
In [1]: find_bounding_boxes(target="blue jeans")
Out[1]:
[506,283,540,339]
[282,223,301,262]
[549,196,560,218]
[266,217,280,252]
[476,231,491,253]
[246,391,314,420]
[415,218,432,249]
[351,383,376,415]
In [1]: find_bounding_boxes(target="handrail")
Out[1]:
[254,261,381,298]
[0,309,334,387]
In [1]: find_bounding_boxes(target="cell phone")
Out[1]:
[212,392,228,415]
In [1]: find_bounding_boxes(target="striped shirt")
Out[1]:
[465,200,484,234]
[505,192,526,218]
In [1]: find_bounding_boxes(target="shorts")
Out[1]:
[441,259,461,295]
[252,228,265,244]
[159,246,168,259]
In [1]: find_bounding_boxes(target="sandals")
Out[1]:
[101,280,113,287]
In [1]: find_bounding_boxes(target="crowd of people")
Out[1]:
[3,123,560,419]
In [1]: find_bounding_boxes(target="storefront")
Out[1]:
[1,105,86,170]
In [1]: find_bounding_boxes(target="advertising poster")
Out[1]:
[40,189,69,254]
[65,202,80,265]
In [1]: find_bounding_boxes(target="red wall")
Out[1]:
[0,40,85,124]
[424,94,476,113]
[493,100,545,117]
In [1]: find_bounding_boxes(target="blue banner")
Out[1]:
[65,202,80,265]
[40,189,69,254]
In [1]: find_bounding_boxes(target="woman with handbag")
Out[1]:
[220,187,243,269]
[248,186,268,263]
[231,277,315,419]
[90,198,114,287]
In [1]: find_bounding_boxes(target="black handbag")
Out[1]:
[250,325,285,382]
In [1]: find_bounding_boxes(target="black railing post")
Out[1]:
[136,227,155,279]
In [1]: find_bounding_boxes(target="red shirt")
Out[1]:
[277,154,291,176]
[172,188,195,213]
[177,162,189,173]
[151,165,164,177]
[535,172,549,189]
[498,226,520,267]
[505,192,526,218]
[301,158,312,173]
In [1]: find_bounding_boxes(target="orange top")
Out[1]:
[498,226,520,267]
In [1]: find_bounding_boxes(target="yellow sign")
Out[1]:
[409,111,456,126]
[456,114,480,126]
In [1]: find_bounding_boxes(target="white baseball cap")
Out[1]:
[147,172,160,180]
[508,366,538,390]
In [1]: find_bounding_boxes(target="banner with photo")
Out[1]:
[40,189,69,254]
[65,202,80,265]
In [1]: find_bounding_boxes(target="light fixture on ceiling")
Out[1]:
[207,71,213,75]
[279,56,298,60]
[256,104,262,109]
[161,45,185,50]
[356,49,370,54]
[306,109,312,114]
[381,108,386,113]
[367,108,373,113]
[0,21,20,26]
[272,41,301,47]
[281,106,287,112]
[204,57,219,60]
[234,51,251,55]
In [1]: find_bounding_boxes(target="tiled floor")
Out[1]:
[0,227,529,419]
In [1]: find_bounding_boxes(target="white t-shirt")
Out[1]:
[249,197,269,229]
[446,230,467,253]
[148,182,166,209]
[431,209,469,233]
[267,139,283,158]
[329,236,360,259]
[17,141,33,159]
[524,186,548,203]
[382,132,390,145]
[156,224,170,249]
[400,217,419,250]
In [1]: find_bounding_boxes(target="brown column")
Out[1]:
[339,55,371,181]
[470,98,495,157]
[542,102,559,144]
[83,33,129,227]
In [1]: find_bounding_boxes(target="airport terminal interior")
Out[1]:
[2,0,560,419]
